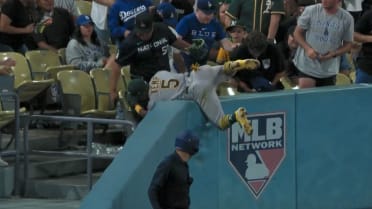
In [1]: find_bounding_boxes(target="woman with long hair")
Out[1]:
[66,15,109,73]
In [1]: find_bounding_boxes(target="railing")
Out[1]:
[23,115,135,190]
[0,91,22,196]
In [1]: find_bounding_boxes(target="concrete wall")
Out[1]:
[80,85,372,209]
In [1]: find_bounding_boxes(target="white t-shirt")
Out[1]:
[91,1,108,30]
[343,0,364,12]
[293,4,354,78]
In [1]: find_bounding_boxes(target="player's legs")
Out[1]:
[189,81,252,135]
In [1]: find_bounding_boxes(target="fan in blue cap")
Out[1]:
[148,129,199,209]
[175,129,200,156]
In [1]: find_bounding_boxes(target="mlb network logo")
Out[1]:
[228,112,286,198]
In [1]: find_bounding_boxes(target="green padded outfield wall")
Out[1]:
[80,85,372,209]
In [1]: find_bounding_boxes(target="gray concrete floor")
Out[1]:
[0,198,80,209]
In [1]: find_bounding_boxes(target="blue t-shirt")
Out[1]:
[176,13,226,67]
[108,0,153,39]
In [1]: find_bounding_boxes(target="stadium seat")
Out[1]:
[217,81,239,96]
[57,48,67,65]
[349,71,356,83]
[280,76,296,90]
[57,70,115,117]
[120,66,131,88]
[336,73,352,86]
[108,44,118,56]
[76,0,92,16]
[25,50,62,80]
[0,52,53,103]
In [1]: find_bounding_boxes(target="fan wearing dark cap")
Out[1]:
[225,0,286,42]
[148,130,199,209]
[216,19,247,64]
[106,12,192,103]
[176,0,238,68]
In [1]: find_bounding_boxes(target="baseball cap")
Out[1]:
[76,15,94,26]
[197,0,217,15]
[157,2,178,28]
[226,20,246,32]
[135,12,154,34]
[175,130,200,156]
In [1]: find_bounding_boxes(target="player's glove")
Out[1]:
[187,39,209,64]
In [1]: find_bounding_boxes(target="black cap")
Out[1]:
[135,12,153,34]
[226,20,246,32]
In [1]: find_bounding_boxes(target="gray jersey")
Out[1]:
[148,65,229,126]
[293,4,354,78]
[148,71,188,110]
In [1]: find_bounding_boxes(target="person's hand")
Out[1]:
[305,47,319,60]
[1,57,16,67]
[124,30,131,38]
[110,90,118,106]
[24,23,35,34]
[318,51,335,62]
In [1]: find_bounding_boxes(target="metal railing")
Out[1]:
[23,115,135,190]
[0,91,22,196]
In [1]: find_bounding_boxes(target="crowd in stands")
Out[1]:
[1,0,372,164]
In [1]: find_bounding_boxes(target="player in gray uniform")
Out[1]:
[129,59,260,135]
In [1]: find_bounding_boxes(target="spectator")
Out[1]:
[106,12,191,102]
[343,0,364,23]
[278,25,300,86]
[225,0,286,41]
[169,0,195,21]
[148,130,199,209]
[231,31,285,92]
[66,15,109,73]
[0,0,35,53]
[217,1,229,28]
[176,0,236,68]
[216,20,247,64]
[108,0,153,44]
[54,0,79,18]
[293,0,354,88]
[33,0,75,52]
[354,9,372,83]
[156,2,186,73]
[91,0,114,46]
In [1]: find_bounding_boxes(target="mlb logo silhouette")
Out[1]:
[228,112,286,198]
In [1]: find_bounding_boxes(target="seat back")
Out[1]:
[57,48,67,65]
[90,68,126,111]
[25,50,62,80]
[57,70,97,114]
[336,73,352,85]
[0,52,32,88]
[76,0,92,16]
[120,66,131,88]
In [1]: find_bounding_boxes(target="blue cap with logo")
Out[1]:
[157,2,178,28]
[76,15,94,26]
[197,0,217,15]
[175,130,199,156]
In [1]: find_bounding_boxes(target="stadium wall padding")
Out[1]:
[80,85,372,209]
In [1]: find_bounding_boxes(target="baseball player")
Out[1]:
[127,58,260,135]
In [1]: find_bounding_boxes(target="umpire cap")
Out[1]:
[175,130,200,156]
